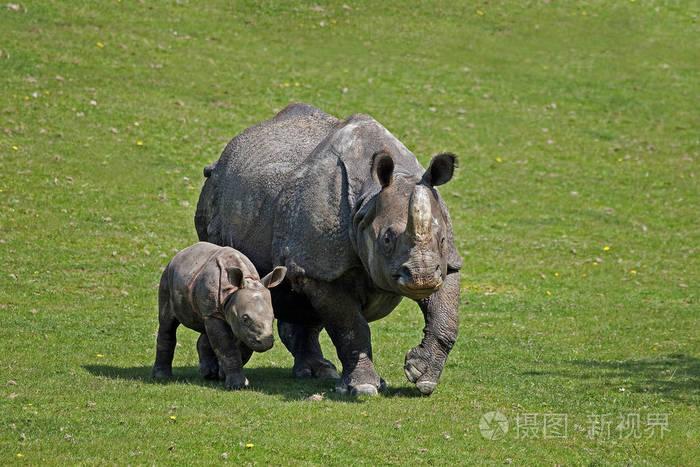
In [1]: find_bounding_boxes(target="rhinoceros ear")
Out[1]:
[226,267,245,289]
[261,266,286,289]
[422,153,457,187]
[371,150,394,189]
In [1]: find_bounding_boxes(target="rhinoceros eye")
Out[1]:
[381,229,396,254]
[241,314,251,324]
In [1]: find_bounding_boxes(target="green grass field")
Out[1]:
[1,0,698,464]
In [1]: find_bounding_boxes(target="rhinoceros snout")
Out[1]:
[395,263,443,298]
[249,334,274,352]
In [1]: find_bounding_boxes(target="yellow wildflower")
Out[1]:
[603,246,610,251]
[137,141,143,146]
[17,453,23,457]
[630,269,637,274]
[546,291,551,296]
[245,443,254,448]
[12,145,18,150]
[97,42,104,48]
[170,415,176,420]
[96,354,104,357]
[476,10,484,16]
[496,157,502,163]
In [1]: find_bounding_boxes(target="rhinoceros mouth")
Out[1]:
[243,334,274,352]
[394,277,443,299]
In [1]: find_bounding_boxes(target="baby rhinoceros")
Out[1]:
[152,242,286,389]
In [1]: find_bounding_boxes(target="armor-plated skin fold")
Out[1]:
[195,103,462,395]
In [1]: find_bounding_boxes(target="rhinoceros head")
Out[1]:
[355,151,456,300]
[222,266,286,351]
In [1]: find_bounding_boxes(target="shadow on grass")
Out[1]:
[83,364,424,401]
[523,353,699,403]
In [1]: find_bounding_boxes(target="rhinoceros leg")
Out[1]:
[197,333,219,380]
[152,287,179,379]
[238,342,253,366]
[302,281,383,396]
[217,343,252,380]
[203,317,249,390]
[404,270,460,396]
[277,321,339,379]
[325,314,383,396]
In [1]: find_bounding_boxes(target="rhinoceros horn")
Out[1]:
[407,185,433,243]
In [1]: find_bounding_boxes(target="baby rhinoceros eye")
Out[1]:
[241,314,251,324]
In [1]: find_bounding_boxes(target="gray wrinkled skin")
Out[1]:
[195,103,462,395]
[152,242,286,390]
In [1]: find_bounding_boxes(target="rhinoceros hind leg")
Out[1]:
[277,321,339,379]
[153,315,179,379]
[197,333,219,380]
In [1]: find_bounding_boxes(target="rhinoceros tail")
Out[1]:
[195,174,217,242]
[203,162,216,178]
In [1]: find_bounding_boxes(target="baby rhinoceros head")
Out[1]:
[223,266,286,352]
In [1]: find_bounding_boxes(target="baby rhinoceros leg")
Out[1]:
[204,317,249,390]
[152,298,180,379]
[197,333,219,380]
[216,343,252,381]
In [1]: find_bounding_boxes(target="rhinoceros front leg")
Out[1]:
[304,281,384,396]
[277,321,339,379]
[203,317,249,390]
[197,333,219,380]
[404,270,460,396]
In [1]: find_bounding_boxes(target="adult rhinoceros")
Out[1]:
[195,103,462,396]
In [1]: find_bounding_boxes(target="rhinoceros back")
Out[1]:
[195,103,339,270]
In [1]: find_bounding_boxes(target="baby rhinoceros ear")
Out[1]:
[261,266,287,289]
[226,267,245,289]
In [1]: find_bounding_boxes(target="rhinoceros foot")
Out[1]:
[152,365,173,379]
[336,377,386,396]
[224,372,249,390]
[198,360,219,380]
[404,345,443,396]
[292,357,339,380]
